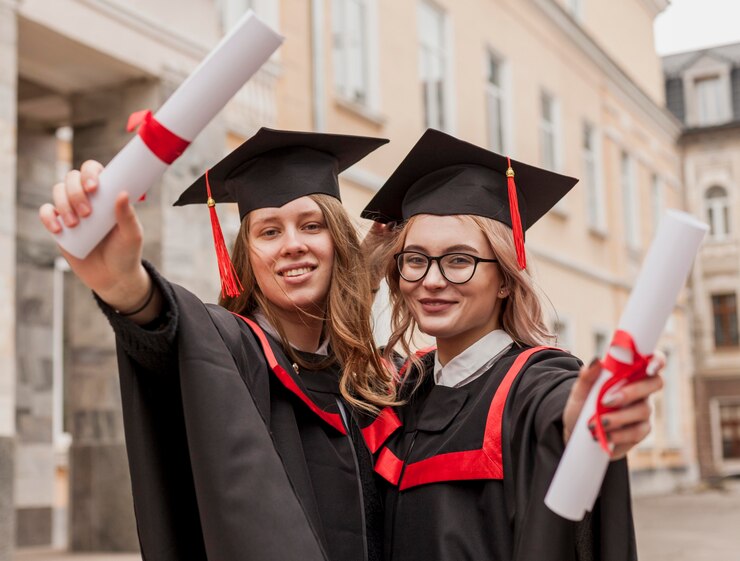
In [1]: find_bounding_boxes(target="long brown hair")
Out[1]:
[220,194,397,413]
[383,214,553,383]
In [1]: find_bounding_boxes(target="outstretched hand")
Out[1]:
[38,161,156,320]
[562,353,665,460]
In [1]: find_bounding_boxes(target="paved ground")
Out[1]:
[13,481,740,560]
[633,479,740,561]
[14,553,140,561]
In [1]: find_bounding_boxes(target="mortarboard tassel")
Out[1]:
[205,169,243,297]
[506,157,527,270]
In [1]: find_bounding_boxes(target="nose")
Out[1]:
[421,259,447,290]
[280,227,308,256]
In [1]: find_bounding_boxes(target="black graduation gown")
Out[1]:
[375,345,637,561]
[102,266,380,561]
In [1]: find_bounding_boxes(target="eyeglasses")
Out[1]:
[394,251,498,284]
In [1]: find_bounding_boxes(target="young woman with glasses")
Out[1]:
[362,129,664,561]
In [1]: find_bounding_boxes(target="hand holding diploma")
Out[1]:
[546,210,709,521]
[39,162,161,324]
[563,353,664,458]
[50,10,283,259]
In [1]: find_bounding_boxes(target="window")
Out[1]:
[553,318,573,352]
[719,402,740,460]
[567,0,584,21]
[539,91,558,171]
[418,1,448,130]
[220,0,280,33]
[333,0,371,105]
[220,0,255,31]
[651,174,663,235]
[593,330,608,359]
[620,151,640,250]
[661,349,682,445]
[486,53,507,153]
[583,122,605,231]
[706,185,731,240]
[695,75,725,126]
[712,293,739,348]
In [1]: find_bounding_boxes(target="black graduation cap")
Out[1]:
[175,127,389,219]
[174,127,388,297]
[361,129,578,268]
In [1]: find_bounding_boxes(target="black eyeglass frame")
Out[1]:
[394,251,499,285]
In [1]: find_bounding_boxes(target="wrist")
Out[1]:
[97,265,150,312]
[116,281,155,316]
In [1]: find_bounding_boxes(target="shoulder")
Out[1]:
[502,345,581,409]
[507,344,582,373]
[394,350,436,401]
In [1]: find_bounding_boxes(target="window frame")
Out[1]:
[620,150,641,251]
[219,0,280,32]
[552,315,574,353]
[418,0,452,132]
[485,49,511,154]
[711,292,740,349]
[332,0,380,110]
[661,347,683,447]
[651,173,664,237]
[694,74,726,126]
[710,397,740,474]
[705,185,731,241]
[583,121,606,233]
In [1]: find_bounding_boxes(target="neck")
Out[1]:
[435,339,469,367]
[435,320,501,367]
[271,306,325,353]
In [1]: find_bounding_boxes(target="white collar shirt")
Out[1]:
[434,329,514,388]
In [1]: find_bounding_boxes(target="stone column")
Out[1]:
[0,2,18,560]
[15,125,60,548]
[67,79,160,551]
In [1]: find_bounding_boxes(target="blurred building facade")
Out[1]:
[664,43,740,482]
[0,0,696,557]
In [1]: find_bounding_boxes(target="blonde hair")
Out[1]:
[220,194,397,414]
[383,214,553,384]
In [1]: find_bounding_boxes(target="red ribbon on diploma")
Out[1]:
[590,329,653,453]
[126,110,191,165]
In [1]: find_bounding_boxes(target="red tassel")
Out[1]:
[506,157,527,270]
[205,170,243,298]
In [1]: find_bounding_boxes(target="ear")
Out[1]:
[497,285,510,299]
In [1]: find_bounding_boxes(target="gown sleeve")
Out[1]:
[505,349,637,561]
[93,262,329,561]
[93,260,179,373]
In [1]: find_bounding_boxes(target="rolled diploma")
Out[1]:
[55,10,284,259]
[544,210,708,521]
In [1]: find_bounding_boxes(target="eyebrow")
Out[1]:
[250,210,324,229]
[404,244,481,254]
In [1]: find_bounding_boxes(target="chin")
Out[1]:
[290,291,329,312]
[415,317,457,339]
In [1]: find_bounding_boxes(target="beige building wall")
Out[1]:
[275,0,693,490]
[552,0,667,105]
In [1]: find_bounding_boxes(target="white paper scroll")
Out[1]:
[55,11,284,259]
[544,210,708,521]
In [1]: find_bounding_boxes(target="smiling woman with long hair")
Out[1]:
[362,129,664,561]
[39,128,398,561]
